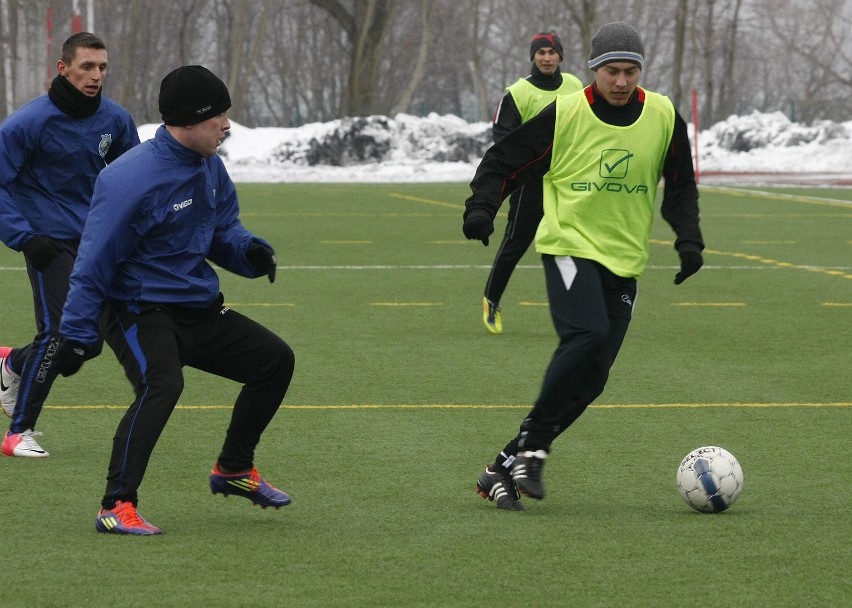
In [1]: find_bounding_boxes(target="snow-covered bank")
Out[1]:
[138,110,852,185]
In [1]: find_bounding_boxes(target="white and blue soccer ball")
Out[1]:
[676,446,743,513]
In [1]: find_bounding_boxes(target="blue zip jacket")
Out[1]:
[0,95,139,250]
[60,125,273,346]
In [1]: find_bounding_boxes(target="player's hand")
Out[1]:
[22,236,61,272]
[463,210,494,246]
[674,249,703,285]
[247,243,277,283]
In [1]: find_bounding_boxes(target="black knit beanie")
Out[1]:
[530,32,563,61]
[587,22,644,70]
[159,65,232,126]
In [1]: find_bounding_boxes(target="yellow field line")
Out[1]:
[388,192,460,209]
[224,302,295,307]
[388,192,508,217]
[741,240,797,245]
[241,212,434,217]
[649,239,852,279]
[671,302,746,307]
[44,402,852,411]
[320,240,372,244]
[699,185,852,208]
[371,302,443,307]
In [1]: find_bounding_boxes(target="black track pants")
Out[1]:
[7,240,96,433]
[99,299,295,508]
[483,185,543,306]
[499,255,636,459]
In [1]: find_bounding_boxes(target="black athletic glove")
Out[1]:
[463,209,494,246]
[247,243,277,283]
[674,249,703,285]
[22,236,61,272]
[53,339,91,377]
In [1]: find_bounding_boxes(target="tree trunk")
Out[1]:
[391,0,430,115]
[672,0,688,109]
[311,0,399,116]
[716,0,742,119]
[113,0,144,120]
[354,0,397,115]
[224,0,273,125]
[468,1,490,121]
[0,0,14,115]
[563,0,598,60]
[701,0,716,126]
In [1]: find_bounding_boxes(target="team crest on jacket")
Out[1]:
[98,133,113,159]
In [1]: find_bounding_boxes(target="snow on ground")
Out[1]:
[695,111,852,185]
[137,110,852,186]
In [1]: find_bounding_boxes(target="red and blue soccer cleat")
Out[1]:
[96,500,162,535]
[209,464,291,509]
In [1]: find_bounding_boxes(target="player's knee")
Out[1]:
[143,369,184,404]
[257,339,295,389]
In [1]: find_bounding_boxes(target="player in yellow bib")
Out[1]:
[465,22,704,511]
[481,32,583,334]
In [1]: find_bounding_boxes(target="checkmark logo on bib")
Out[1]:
[599,149,633,179]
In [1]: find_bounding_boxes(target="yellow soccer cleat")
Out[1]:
[482,297,503,334]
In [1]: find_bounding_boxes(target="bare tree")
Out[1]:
[94,0,193,124]
[764,0,852,121]
[309,0,399,116]
[699,0,717,127]
[174,0,206,66]
[671,0,688,108]
[1,0,851,128]
[715,0,743,120]
[211,0,274,126]
[467,0,493,121]
[0,0,15,115]
[561,0,597,64]
[390,0,431,114]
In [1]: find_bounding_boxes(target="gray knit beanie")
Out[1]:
[587,22,644,70]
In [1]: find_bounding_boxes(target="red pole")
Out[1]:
[45,6,53,91]
[691,88,700,184]
[71,0,83,32]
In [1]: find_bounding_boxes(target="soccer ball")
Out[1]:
[676,446,743,513]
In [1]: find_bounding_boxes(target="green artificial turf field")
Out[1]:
[0,182,849,607]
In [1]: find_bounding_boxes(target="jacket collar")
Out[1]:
[154,124,206,164]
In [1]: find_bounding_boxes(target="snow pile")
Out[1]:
[138,110,852,183]
[221,113,490,176]
[697,111,852,174]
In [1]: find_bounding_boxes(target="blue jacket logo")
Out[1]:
[98,133,113,159]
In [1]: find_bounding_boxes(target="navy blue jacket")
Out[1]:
[60,125,273,346]
[0,94,139,250]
